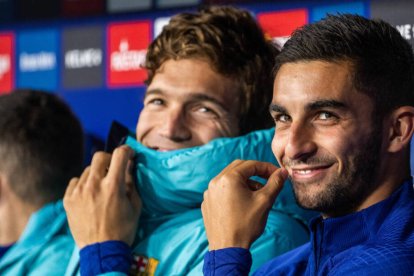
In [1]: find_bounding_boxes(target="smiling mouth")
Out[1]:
[289,164,334,180]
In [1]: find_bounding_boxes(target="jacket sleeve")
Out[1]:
[203,248,252,276]
[79,241,131,276]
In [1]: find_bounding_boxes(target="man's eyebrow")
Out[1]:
[145,89,228,109]
[144,89,163,97]
[306,100,347,111]
[269,104,287,114]
[269,100,346,114]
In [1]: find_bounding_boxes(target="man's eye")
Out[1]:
[198,106,213,113]
[193,105,219,118]
[275,114,290,123]
[318,111,336,120]
[148,98,164,105]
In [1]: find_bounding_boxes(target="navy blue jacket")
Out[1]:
[204,180,414,275]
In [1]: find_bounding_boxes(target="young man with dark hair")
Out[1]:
[64,6,314,275]
[202,14,414,275]
[0,89,84,274]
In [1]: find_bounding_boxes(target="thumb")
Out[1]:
[260,168,288,202]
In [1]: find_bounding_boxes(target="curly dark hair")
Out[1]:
[145,6,279,134]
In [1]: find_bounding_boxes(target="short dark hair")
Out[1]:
[145,5,279,134]
[274,14,414,117]
[0,90,84,206]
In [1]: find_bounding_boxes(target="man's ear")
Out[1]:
[387,106,414,153]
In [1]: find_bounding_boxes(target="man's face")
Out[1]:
[271,60,383,217]
[136,58,240,151]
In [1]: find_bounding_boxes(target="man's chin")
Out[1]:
[291,181,327,210]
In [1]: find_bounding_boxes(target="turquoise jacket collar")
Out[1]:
[125,128,316,224]
[0,201,74,274]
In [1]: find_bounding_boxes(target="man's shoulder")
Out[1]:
[331,241,414,274]
[331,248,414,275]
[0,202,75,275]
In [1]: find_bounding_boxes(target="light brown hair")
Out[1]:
[145,6,278,134]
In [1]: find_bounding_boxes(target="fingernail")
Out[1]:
[280,168,288,178]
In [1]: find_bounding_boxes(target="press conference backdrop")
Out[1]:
[0,0,413,168]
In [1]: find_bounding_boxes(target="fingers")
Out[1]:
[247,179,263,191]
[89,152,111,180]
[124,159,135,195]
[65,177,79,197]
[209,160,287,204]
[260,168,288,201]
[106,145,135,189]
[65,166,90,198]
[233,160,278,180]
[211,160,278,188]
[130,185,142,215]
[78,166,91,185]
[66,146,135,197]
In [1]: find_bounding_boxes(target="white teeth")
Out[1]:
[297,170,312,174]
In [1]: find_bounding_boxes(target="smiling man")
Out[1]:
[136,58,240,150]
[63,6,313,276]
[272,60,384,217]
[202,14,414,275]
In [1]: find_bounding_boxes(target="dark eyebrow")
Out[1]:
[269,104,287,114]
[306,100,347,111]
[269,100,346,115]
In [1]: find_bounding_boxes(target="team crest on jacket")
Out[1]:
[130,254,159,276]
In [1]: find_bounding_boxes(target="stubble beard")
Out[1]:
[290,126,383,217]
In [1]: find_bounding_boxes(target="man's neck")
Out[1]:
[0,199,37,245]
[357,153,411,212]
[357,179,405,212]
[322,154,410,219]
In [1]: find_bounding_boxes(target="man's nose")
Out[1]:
[158,107,192,142]
[284,122,317,161]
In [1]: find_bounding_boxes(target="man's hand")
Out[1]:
[63,145,142,248]
[201,160,288,250]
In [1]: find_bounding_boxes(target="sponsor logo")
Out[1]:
[0,33,14,93]
[17,29,58,90]
[131,255,159,276]
[370,0,414,47]
[0,55,10,79]
[19,52,56,72]
[110,39,146,71]
[62,26,104,89]
[107,21,151,86]
[396,24,414,40]
[257,9,308,48]
[65,48,102,69]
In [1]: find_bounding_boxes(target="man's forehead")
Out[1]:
[274,61,354,95]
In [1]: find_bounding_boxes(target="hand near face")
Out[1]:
[63,145,142,248]
[201,160,288,250]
